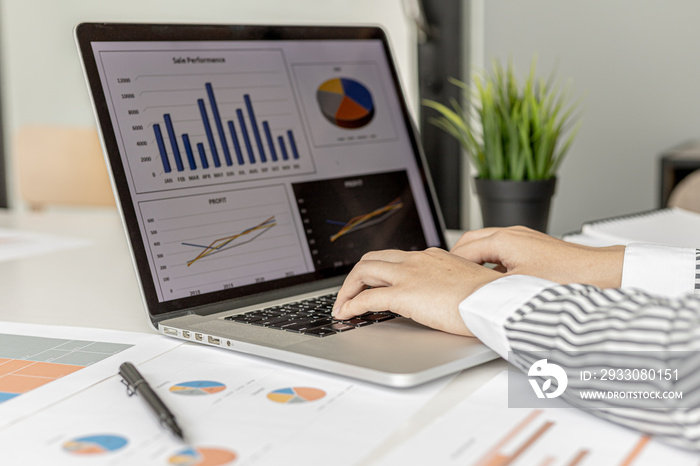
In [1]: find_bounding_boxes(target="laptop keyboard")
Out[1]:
[224,293,396,337]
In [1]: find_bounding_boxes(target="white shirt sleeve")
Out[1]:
[458,274,555,360]
[457,249,700,451]
[459,244,699,359]
[620,243,697,297]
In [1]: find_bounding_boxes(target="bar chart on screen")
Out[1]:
[137,184,310,300]
[98,47,315,194]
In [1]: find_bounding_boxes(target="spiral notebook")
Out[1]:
[563,207,700,248]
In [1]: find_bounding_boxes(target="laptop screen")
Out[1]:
[76,24,445,317]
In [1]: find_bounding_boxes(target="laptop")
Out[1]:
[75,22,496,387]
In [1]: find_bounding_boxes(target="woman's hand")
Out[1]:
[333,248,502,336]
[450,226,625,288]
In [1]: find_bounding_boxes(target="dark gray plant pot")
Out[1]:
[474,177,556,232]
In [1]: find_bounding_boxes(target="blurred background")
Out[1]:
[1,0,699,235]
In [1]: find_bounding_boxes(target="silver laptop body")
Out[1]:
[75,22,496,387]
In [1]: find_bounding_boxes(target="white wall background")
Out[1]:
[480,0,700,235]
[3,0,699,235]
[0,0,418,206]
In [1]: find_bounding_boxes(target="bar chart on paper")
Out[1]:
[0,334,131,404]
[98,48,315,193]
[381,371,700,466]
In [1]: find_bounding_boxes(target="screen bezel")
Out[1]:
[75,22,447,320]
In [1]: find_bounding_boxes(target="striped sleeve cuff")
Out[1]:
[459,275,556,360]
[696,249,700,294]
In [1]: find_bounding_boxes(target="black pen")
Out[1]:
[119,361,185,441]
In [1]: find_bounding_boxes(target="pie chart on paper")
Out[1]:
[62,434,128,455]
[317,77,375,129]
[266,386,326,404]
[169,380,227,396]
[168,446,237,466]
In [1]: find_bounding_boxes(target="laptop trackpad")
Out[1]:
[289,317,488,373]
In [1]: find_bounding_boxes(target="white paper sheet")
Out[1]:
[0,323,451,465]
[378,370,699,465]
[0,228,89,262]
[0,322,182,429]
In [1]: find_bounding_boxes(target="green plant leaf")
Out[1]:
[422,57,581,181]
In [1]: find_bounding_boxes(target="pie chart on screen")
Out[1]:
[317,77,375,129]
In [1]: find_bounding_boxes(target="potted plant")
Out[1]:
[423,59,581,232]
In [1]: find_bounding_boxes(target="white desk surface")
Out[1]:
[0,208,151,332]
[0,208,506,463]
